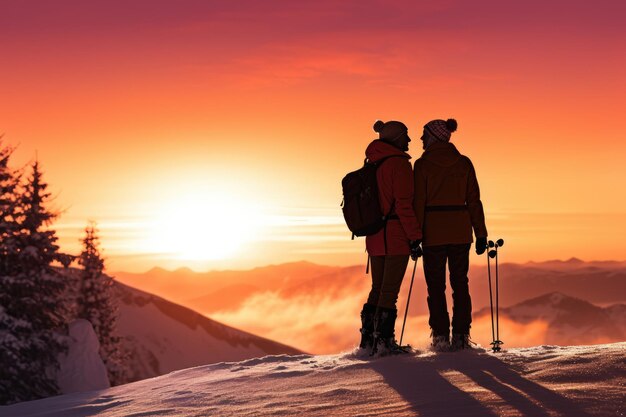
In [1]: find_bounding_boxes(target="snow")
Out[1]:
[117,302,279,375]
[56,320,110,394]
[3,342,624,417]
[113,282,300,383]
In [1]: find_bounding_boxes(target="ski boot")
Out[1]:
[359,303,377,350]
[451,333,476,351]
[430,332,450,352]
[371,307,411,356]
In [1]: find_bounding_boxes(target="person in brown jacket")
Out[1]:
[413,118,488,350]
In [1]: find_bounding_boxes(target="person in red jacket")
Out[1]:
[413,118,488,350]
[359,120,422,354]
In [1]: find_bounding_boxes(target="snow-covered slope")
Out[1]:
[114,281,302,382]
[475,292,626,345]
[56,320,110,394]
[4,342,624,416]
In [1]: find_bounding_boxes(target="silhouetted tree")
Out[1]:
[77,222,127,385]
[0,140,26,404]
[0,160,68,404]
[0,139,20,274]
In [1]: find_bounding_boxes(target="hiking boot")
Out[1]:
[377,338,410,355]
[372,307,409,355]
[359,303,377,349]
[431,333,450,352]
[451,333,474,351]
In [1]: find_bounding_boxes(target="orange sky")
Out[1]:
[2,1,625,272]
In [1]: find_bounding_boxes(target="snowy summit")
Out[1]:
[4,342,624,417]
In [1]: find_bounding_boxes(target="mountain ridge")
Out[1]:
[113,280,303,382]
[475,291,626,346]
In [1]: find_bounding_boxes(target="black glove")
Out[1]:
[476,237,488,255]
[410,240,422,260]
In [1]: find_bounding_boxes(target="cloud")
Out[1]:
[209,290,554,354]
[210,288,619,353]
[212,290,365,354]
[471,316,549,348]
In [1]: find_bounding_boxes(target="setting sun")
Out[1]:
[141,192,265,262]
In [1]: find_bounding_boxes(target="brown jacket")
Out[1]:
[413,142,487,246]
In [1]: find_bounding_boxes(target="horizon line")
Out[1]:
[108,257,626,275]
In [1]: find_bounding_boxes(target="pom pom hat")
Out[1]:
[424,119,458,142]
[373,120,408,142]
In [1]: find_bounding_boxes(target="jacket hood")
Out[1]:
[365,139,411,163]
[420,142,462,167]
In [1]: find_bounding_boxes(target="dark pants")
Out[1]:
[422,244,472,336]
[367,255,410,309]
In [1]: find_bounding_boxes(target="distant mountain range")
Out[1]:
[475,292,626,346]
[523,258,626,270]
[113,281,302,382]
[115,259,626,316]
[470,259,626,308]
[116,261,338,309]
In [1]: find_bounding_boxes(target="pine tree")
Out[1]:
[0,139,20,274]
[0,140,27,404]
[0,159,68,404]
[77,222,127,385]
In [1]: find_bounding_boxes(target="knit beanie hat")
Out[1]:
[424,119,458,142]
[373,120,408,142]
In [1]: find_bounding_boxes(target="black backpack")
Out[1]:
[341,156,401,238]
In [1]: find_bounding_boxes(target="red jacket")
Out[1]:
[365,140,422,256]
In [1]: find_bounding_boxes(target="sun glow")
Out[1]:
[142,192,265,262]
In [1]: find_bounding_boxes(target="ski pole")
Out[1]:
[488,239,504,352]
[370,264,388,356]
[486,242,496,349]
[494,239,504,350]
[399,257,418,347]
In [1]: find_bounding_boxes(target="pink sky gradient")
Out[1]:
[1,1,625,271]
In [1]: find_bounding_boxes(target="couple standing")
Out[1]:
[359,118,488,354]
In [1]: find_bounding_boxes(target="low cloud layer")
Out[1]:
[210,292,596,354]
